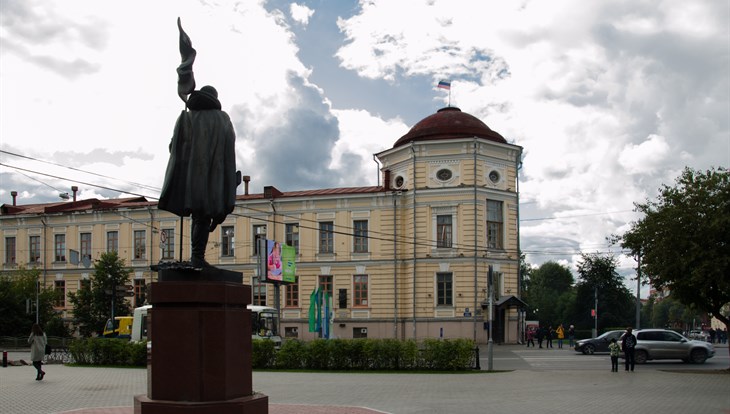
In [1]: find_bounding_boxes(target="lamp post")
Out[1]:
[487,263,500,371]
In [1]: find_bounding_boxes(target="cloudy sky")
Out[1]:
[1,0,728,296]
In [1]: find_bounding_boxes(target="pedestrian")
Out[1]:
[28,323,47,380]
[709,328,716,344]
[568,324,575,348]
[526,328,535,347]
[621,326,637,372]
[536,325,545,348]
[556,324,565,349]
[546,326,554,348]
[608,338,621,372]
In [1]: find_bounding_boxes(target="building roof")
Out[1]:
[393,106,506,148]
[0,197,154,215]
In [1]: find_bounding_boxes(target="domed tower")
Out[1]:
[375,106,524,344]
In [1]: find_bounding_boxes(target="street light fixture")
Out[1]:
[487,263,500,371]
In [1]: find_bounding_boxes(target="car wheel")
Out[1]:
[584,344,595,355]
[634,350,648,364]
[690,349,707,364]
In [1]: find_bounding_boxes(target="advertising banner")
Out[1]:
[261,239,296,284]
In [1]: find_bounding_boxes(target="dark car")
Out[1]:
[574,330,624,354]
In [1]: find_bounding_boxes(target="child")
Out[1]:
[608,338,621,372]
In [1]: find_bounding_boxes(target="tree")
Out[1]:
[69,251,132,337]
[575,253,635,332]
[0,266,64,336]
[523,261,575,327]
[621,167,729,365]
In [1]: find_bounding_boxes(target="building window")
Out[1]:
[353,220,368,253]
[221,226,234,257]
[253,276,266,306]
[80,233,92,261]
[284,327,299,338]
[54,280,66,307]
[319,221,334,254]
[436,215,453,248]
[54,234,66,262]
[318,275,333,296]
[134,230,146,260]
[493,271,503,300]
[253,225,266,256]
[436,272,453,306]
[107,231,118,253]
[161,229,175,260]
[285,223,299,255]
[354,275,368,307]
[134,279,146,307]
[286,277,299,307]
[487,200,504,249]
[5,237,16,264]
[29,236,41,264]
[353,327,368,339]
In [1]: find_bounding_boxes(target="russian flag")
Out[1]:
[437,80,451,90]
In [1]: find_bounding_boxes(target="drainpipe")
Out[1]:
[515,149,523,342]
[148,207,155,284]
[393,191,398,339]
[411,143,417,340]
[473,139,478,343]
[41,216,48,323]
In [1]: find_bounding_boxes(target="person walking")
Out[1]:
[621,326,637,372]
[608,338,621,372]
[526,328,535,347]
[28,323,47,380]
[556,324,565,349]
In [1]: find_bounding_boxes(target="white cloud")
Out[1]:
[618,134,671,174]
[290,3,314,26]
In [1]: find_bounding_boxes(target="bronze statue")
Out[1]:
[158,18,239,268]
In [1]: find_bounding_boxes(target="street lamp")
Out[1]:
[487,263,500,371]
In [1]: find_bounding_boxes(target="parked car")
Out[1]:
[621,329,715,364]
[574,330,624,354]
[687,330,710,342]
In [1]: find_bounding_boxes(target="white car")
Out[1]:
[621,329,715,364]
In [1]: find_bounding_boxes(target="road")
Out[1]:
[483,343,729,371]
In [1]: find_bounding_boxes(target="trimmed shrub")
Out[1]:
[251,339,276,369]
[68,338,146,366]
[275,339,305,369]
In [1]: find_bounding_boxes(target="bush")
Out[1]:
[251,339,276,369]
[263,338,474,371]
[68,338,146,366]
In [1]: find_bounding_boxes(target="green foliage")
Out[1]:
[574,253,635,330]
[523,261,575,326]
[68,338,146,366]
[251,339,277,369]
[252,338,474,371]
[622,167,730,328]
[68,251,132,337]
[0,266,64,336]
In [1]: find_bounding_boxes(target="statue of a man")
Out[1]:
[158,20,238,268]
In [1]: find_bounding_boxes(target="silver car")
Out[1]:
[622,329,715,364]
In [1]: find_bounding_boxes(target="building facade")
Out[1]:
[1,107,524,343]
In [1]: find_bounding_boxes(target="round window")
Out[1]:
[394,176,404,188]
[436,168,452,181]
[489,170,500,183]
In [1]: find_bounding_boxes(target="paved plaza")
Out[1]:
[1,345,728,414]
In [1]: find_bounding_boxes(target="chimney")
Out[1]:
[11,191,17,206]
[243,175,251,195]
[71,186,78,202]
[263,186,282,200]
[384,170,391,191]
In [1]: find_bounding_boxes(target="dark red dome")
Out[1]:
[393,107,506,148]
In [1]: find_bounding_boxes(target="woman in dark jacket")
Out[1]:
[28,323,47,380]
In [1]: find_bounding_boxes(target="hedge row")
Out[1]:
[252,338,476,371]
[69,338,147,366]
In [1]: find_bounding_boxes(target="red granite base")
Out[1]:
[134,393,268,414]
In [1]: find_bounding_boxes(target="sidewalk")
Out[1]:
[1,347,728,414]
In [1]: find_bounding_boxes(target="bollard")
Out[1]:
[2,350,7,368]
[474,346,480,370]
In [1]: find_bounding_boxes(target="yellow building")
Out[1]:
[1,107,524,343]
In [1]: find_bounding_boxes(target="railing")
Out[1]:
[1,336,75,363]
